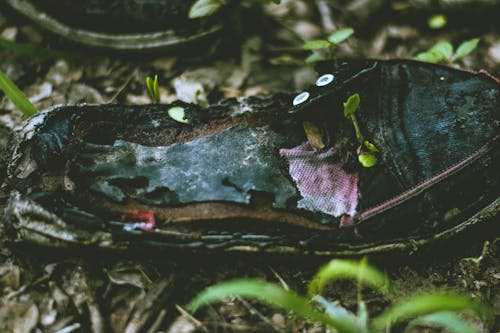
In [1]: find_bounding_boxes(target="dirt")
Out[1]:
[0,1,499,332]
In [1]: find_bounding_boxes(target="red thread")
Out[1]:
[121,210,156,232]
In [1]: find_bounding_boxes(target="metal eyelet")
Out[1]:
[292,91,310,106]
[316,74,334,87]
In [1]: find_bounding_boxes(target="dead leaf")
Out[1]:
[105,266,152,289]
[303,121,325,150]
[0,262,20,290]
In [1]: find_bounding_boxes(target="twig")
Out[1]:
[54,323,81,333]
[315,0,336,33]
[107,69,136,103]
[237,297,283,332]
[6,273,51,299]
[268,266,290,291]
[175,304,205,328]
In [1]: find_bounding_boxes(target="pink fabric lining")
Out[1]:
[280,142,358,223]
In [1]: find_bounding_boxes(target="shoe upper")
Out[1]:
[3,60,499,254]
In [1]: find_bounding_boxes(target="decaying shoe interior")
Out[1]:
[3,59,499,255]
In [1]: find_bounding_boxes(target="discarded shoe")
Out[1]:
[5,0,222,51]
[3,59,499,255]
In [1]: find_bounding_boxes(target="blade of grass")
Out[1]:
[308,259,389,296]
[0,38,84,61]
[0,68,37,116]
[407,311,481,333]
[188,279,362,333]
[372,293,493,331]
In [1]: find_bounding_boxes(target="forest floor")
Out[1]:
[0,1,499,332]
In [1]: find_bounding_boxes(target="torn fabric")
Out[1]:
[280,142,358,219]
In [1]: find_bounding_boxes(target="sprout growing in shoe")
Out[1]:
[343,93,379,168]
[146,74,160,103]
[168,106,189,124]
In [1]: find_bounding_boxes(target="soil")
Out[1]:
[0,1,499,332]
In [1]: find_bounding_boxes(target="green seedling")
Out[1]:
[189,0,280,18]
[358,152,378,168]
[168,106,189,124]
[428,14,447,29]
[304,28,354,63]
[146,74,160,103]
[0,68,38,117]
[343,93,379,168]
[414,38,480,65]
[189,258,492,333]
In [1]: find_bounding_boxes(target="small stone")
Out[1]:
[46,60,70,86]
[151,57,177,72]
[292,21,321,41]
[1,26,17,41]
[294,67,317,91]
[271,313,285,327]
[488,42,500,63]
[126,94,151,105]
[67,84,105,104]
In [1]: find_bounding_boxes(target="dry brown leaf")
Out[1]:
[303,121,325,150]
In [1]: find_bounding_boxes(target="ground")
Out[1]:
[0,1,499,332]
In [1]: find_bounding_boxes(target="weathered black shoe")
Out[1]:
[5,0,222,51]
[3,59,499,255]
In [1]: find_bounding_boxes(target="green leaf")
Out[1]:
[407,311,481,333]
[305,52,324,63]
[414,41,453,63]
[343,93,360,118]
[168,106,189,124]
[427,14,447,29]
[358,152,378,168]
[414,51,443,63]
[308,259,388,296]
[453,38,480,61]
[188,279,362,333]
[364,140,379,153]
[430,41,453,61]
[372,293,493,331]
[328,28,354,44]
[0,68,37,117]
[189,0,224,19]
[303,40,331,50]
